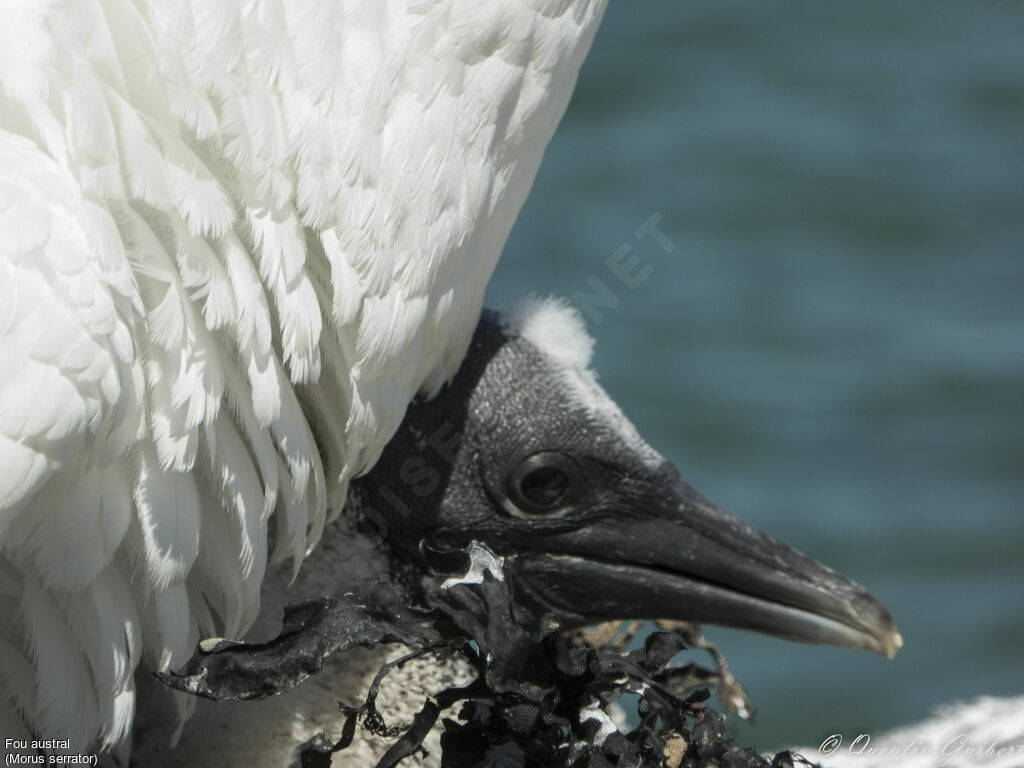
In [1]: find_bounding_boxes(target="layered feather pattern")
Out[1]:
[0,0,607,755]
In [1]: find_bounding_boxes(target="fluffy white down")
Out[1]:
[502,296,662,469]
[0,0,608,758]
[502,295,596,370]
[129,520,477,768]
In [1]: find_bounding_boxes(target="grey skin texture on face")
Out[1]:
[348,308,902,660]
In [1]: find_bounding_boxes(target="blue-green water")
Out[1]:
[487,0,1024,752]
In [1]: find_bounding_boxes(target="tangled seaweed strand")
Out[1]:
[300,543,821,768]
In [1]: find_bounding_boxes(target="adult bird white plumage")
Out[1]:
[0,0,608,758]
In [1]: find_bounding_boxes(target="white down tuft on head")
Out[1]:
[501,296,663,469]
[501,295,596,370]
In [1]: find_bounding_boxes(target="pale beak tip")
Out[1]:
[880,629,903,659]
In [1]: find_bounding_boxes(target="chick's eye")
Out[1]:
[519,466,569,508]
[507,452,577,515]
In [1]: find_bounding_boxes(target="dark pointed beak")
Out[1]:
[510,465,902,658]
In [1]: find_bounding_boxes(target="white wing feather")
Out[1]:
[0,0,608,753]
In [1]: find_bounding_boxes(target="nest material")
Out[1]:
[162,542,823,768]
[296,544,820,768]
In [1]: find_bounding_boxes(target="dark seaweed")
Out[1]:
[164,543,822,768]
[300,544,820,768]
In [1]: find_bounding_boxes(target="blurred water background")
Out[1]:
[485,0,1024,753]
